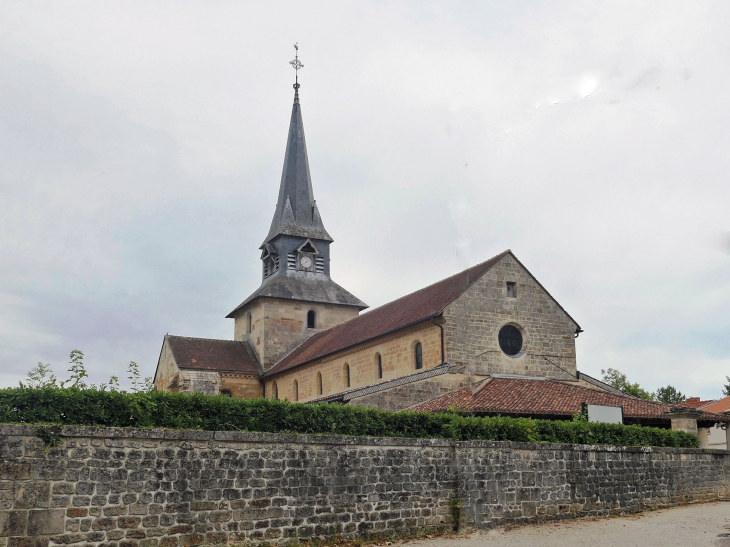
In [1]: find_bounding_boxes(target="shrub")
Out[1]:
[0,387,699,448]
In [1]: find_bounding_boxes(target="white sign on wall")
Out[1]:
[581,403,624,424]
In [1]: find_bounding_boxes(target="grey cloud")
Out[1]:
[0,1,728,398]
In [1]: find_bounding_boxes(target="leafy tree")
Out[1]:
[66,350,88,389]
[601,368,654,401]
[723,376,730,397]
[20,350,141,393]
[21,362,58,388]
[654,385,686,404]
[127,361,153,393]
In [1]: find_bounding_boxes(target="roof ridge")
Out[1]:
[166,335,245,343]
[265,251,511,376]
[365,250,511,317]
[543,377,672,408]
[405,382,479,411]
[433,250,512,314]
[291,249,511,332]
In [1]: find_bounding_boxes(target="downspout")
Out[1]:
[431,315,446,365]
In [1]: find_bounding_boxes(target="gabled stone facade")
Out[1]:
[443,253,579,379]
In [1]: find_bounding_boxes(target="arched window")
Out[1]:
[316,372,323,396]
[375,354,383,379]
[307,310,316,329]
[272,381,278,400]
[344,364,350,388]
[414,342,423,370]
[220,389,232,397]
[293,380,299,402]
[247,313,252,334]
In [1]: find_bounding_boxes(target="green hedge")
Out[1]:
[0,387,699,448]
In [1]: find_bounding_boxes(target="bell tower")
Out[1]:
[227,46,367,369]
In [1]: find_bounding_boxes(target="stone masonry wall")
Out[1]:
[218,375,262,400]
[455,442,729,528]
[0,425,728,547]
[235,298,360,370]
[443,254,579,379]
[351,372,471,412]
[266,323,442,404]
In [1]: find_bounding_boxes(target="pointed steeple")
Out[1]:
[226,51,368,323]
[262,92,332,246]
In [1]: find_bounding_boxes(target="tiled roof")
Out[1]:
[264,251,511,376]
[697,396,730,414]
[410,377,730,423]
[167,336,261,375]
[679,398,716,409]
[576,371,624,395]
[227,272,367,318]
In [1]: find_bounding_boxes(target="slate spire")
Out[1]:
[262,89,332,246]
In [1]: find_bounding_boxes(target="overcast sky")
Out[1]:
[1,1,728,398]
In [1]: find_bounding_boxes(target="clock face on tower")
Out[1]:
[300,256,312,268]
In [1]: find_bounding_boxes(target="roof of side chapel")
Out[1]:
[409,377,730,424]
[166,335,261,375]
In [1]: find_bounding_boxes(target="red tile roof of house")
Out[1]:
[679,397,716,409]
[697,396,730,414]
[264,251,511,376]
[167,335,260,375]
[409,377,730,423]
[265,250,583,377]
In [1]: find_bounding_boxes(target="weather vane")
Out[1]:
[289,43,303,95]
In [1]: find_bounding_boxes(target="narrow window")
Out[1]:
[272,381,278,400]
[344,364,350,388]
[293,380,299,402]
[247,312,252,334]
[316,372,323,396]
[415,342,423,370]
[376,354,383,379]
[220,389,232,397]
[506,282,516,298]
[307,310,316,329]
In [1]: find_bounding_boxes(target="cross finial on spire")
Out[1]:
[289,43,303,103]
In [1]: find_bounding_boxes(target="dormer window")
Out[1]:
[299,241,317,253]
[296,239,320,272]
[261,245,279,278]
[506,282,516,298]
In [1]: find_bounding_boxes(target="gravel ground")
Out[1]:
[399,502,730,547]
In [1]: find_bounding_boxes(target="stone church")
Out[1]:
[151,82,730,440]
[153,82,585,409]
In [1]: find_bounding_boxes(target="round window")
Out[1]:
[498,325,523,356]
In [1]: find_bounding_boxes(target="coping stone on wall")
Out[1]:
[1,424,728,455]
